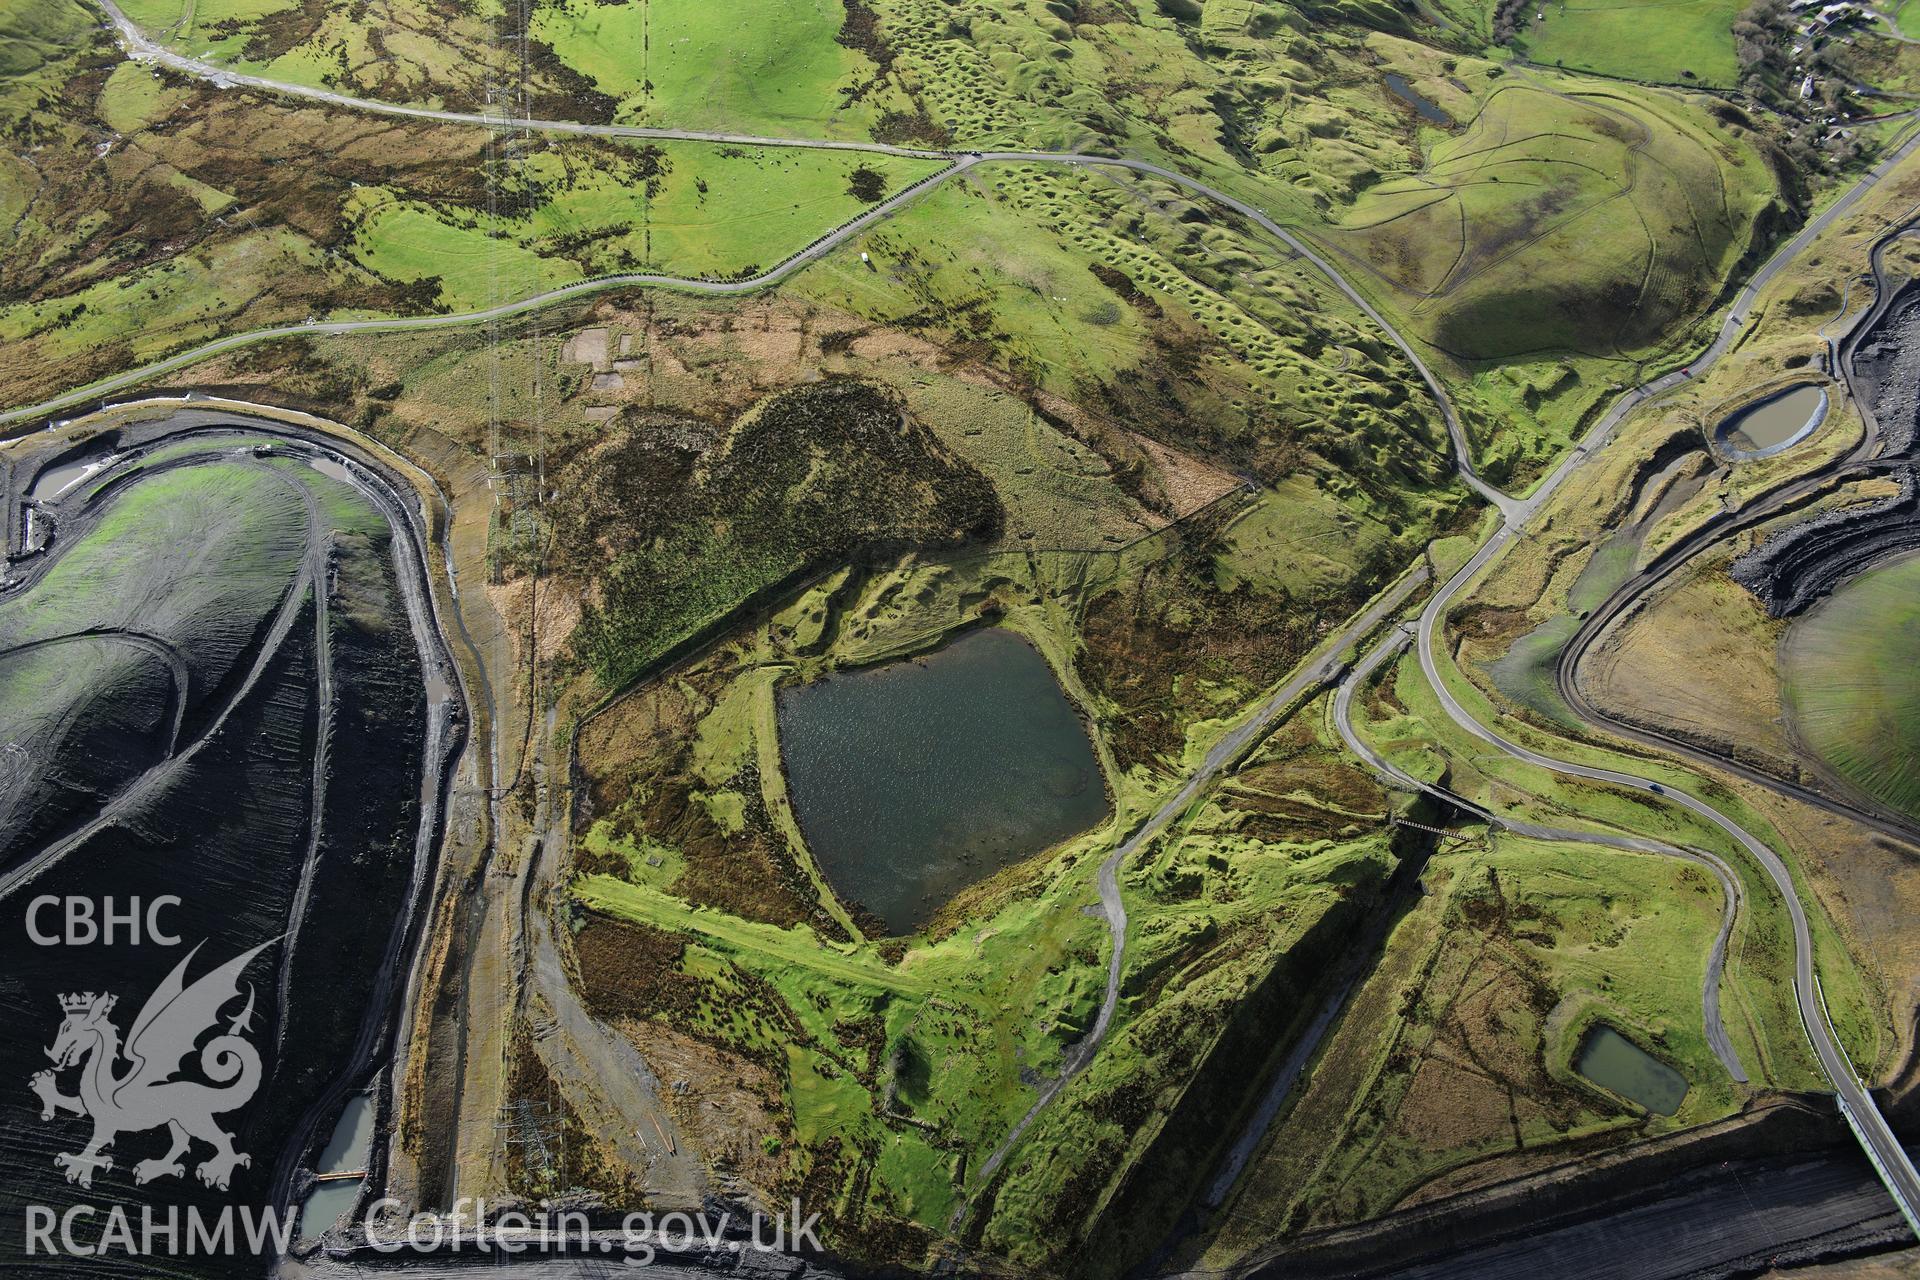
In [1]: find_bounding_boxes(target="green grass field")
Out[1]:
[529,0,911,136]
[0,12,946,408]
[0,228,351,376]
[1781,550,1920,819]
[114,0,913,135]
[342,141,942,308]
[114,0,531,113]
[1515,0,1742,86]
[1320,78,1770,364]
[794,163,1465,525]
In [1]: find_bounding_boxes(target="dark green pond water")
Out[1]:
[1575,1024,1688,1115]
[777,628,1107,934]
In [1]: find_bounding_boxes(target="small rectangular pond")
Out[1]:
[1575,1024,1687,1115]
[298,1178,363,1242]
[777,628,1108,934]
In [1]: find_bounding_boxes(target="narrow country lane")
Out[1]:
[968,564,1434,1197]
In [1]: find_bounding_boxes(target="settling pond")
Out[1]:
[777,628,1107,934]
[298,1093,374,1240]
[1575,1024,1687,1115]
[1715,384,1827,459]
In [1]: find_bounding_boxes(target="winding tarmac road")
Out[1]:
[20,0,1920,1258]
[1332,626,1748,1079]
[971,564,1433,1193]
[1555,213,1920,853]
[90,0,951,157]
[1412,555,1920,1227]
[11,0,1529,524]
[1388,119,1920,1232]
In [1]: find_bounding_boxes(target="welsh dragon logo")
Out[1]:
[30,940,274,1191]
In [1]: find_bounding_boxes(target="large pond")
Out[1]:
[1715,384,1827,458]
[1575,1024,1687,1115]
[777,628,1108,934]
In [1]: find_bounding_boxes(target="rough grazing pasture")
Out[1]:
[1515,0,1742,86]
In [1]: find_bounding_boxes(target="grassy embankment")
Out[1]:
[1369,643,1827,1084]
[1170,591,1888,1263]
[1580,552,1798,773]
[1435,542,1890,1068]
[1205,819,1745,1256]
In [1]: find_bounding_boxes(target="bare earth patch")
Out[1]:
[610,1017,789,1207]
